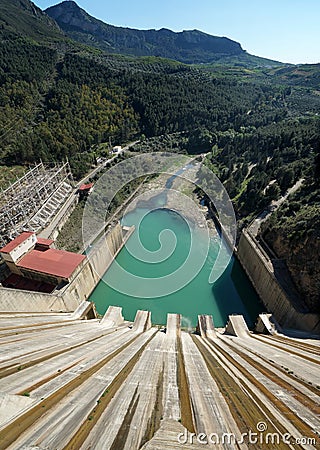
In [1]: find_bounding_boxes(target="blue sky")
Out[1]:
[34,0,320,64]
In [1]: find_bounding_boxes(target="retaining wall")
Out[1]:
[0,288,65,313]
[237,230,320,334]
[61,222,130,307]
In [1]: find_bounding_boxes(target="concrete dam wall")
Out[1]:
[0,287,63,313]
[0,223,131,313]
[61,222,130,308]
[237,230,320,334]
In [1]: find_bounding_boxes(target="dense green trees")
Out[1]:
[0,29,319,206]
[0,37,288,178]
[59,53,275,138]
[204,116,319,217]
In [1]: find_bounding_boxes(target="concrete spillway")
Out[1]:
[163,314,181,422]
[225,314,250,338]
[100,305,124,328]
[255,313,279,335]
[0,309,319,450]
[196,314,217,339]
[132,309,152,332]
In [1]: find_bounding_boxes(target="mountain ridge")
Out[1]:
[45,1,259,65]
[0,0,63,42]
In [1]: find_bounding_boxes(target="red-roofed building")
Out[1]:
[0,231,35,254]
[35,238,55,251]
[79,183,94,192]
[0,232,37,268]
[36,237,54,247]
[1,233,86,288]
[78,183,94,198]
[17,249,86,284]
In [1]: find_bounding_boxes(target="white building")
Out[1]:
[0,232,37,266]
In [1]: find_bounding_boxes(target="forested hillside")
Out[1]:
[0,30,286,178]
[204,117,319,217]
[0,0,63,43]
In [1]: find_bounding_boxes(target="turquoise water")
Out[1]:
[89,208,263,328]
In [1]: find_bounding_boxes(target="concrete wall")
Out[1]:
[0,223,133,313]
[237,230,320,334]
[0,287,67,313]
[59,222,134,308]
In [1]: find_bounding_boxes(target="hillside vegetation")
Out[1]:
[0,27,286,178]
[0,0,63,43]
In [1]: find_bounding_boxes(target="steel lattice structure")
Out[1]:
[0,161,73,247]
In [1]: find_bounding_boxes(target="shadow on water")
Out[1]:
[212,257,264,328]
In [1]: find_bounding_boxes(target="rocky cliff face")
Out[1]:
[45,1,244,63]
[262,207,320,314]
[46,1,97,33]
[0,0,62,41]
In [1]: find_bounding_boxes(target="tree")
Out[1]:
[314,149,320,186]
[265,182,281,202]
[187,128,214,154]
[277,167,294,192]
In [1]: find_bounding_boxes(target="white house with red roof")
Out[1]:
[0,232,37,265]
[0,232,86,289]
[78,182,94,199]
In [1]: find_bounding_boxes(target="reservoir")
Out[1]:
[89,206,263,328]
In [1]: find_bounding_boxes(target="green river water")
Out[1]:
[89,206,263,328]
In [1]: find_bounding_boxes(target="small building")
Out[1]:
[112,146,122,154]
[17,248,86,286]
[0,232,37,274]
[0,232,86,290]
[0,232,37,265]
[35,237,55,251]
[78,183,94,199]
